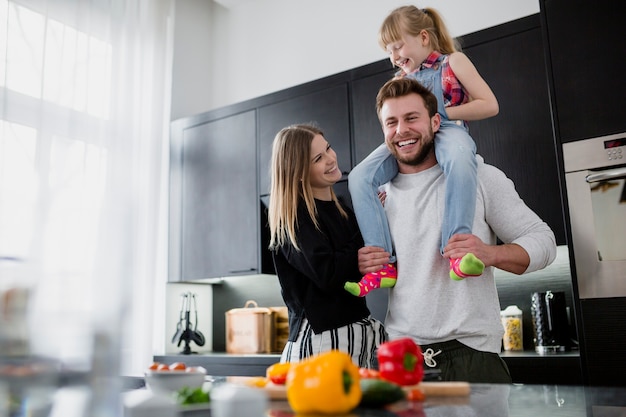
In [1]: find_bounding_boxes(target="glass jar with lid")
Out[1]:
[501,305,523,351]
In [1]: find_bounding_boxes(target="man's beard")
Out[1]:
[389,130,435,166]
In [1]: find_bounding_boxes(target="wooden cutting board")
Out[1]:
[228,377,470,400]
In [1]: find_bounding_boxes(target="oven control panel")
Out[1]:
[563,133,626,173]
[605,137,625,161]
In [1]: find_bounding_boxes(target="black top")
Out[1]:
[272,198,371,340]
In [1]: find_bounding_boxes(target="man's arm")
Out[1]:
[480,164,557,274]
[443,234,530,275]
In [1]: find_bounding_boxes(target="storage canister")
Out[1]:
[500,305,523,351]
[225,300,275,354]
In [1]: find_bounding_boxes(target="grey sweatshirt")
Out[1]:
[383,156,556,353]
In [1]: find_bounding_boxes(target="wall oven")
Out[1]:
[563,133,626,299]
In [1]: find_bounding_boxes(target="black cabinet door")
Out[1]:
[351,70,394,165]
[542,0,626,143]
[462,21,566,245]
[170,110,258,281]
[258,84,351,195]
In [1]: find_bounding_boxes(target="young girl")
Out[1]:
[345,5,499,297]
[268,123,387,367]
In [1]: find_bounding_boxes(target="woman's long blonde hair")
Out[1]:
[268,124,346,251]
[378,5,460,54]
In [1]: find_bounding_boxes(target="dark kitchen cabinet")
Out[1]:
[169,14,567,283]
[349,16,566,245]
[258,84,352,195]
[351,67,394,164]
[460,16,566,244]
[541,0,626,143]
[169,110,258,281]
[541,0,626,387]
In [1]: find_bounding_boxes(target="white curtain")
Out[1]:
[0,0,173,376]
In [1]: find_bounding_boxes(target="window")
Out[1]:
[0,0,173,374]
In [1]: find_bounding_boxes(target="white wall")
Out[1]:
[171,0,539,119]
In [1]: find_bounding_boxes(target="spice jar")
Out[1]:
[501,305,523,351]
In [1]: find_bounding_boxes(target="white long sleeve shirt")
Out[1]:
[383,156,556,353]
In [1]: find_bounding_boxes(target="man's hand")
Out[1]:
[358,246,391,275]
[443,234,489,263]
[443,234,530,275]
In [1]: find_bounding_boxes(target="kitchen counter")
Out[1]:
[155,351,581,384]
[154,353,281,377]
[176,380,626,417]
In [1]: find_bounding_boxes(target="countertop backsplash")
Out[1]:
[165,246,574,354]
[494,245,576,351]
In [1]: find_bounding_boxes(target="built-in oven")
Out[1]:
[563,132,626,299]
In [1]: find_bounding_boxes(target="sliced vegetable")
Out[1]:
[406,388,426,402]
[359,367,381,379]
[169,362,187,371]
[359,378,405,407]
[286,350,361,414]
[266,362,291,385]
[245,376,269,388]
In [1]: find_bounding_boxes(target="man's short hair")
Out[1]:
[376,77,439,118]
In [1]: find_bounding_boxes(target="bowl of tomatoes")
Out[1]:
[144,362,207,393]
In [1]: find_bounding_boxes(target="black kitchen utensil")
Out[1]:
[171,293,187,344]
[172,291,206,354]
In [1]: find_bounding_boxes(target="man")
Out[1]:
[358,77,556,383]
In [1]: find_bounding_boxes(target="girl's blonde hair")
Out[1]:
[268,124,346,251]
[378,5,460,55]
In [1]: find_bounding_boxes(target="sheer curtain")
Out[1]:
[0,0,173,375]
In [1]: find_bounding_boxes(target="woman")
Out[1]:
[268,123,387,367]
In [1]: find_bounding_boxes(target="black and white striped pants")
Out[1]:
[280,316,388,368]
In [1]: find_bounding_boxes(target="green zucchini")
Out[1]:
[359,378,406,407]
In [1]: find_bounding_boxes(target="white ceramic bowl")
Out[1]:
[144,369,206,393]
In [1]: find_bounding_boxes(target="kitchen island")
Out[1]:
[175,380,626,417]
[155,350,582,384]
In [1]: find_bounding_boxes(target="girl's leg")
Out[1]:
[348,143,397,254]
[435,123,484,280]
[346,144,398,296]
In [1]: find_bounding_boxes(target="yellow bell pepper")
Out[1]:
[286,350,362,414]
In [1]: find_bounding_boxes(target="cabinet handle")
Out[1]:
[229,268,257,274]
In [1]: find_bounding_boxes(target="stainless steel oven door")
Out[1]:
[564,134,626,299]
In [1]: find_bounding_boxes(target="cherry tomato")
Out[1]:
[186,366,206,374]
[406,388,426,402]
[156,363,170,371]
[148,362,160,371]
[358,367,381,379]
[169,362,187,371]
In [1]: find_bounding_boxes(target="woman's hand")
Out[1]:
[378,190,387,206]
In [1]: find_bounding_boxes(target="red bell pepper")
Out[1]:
[377,338,424,386]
